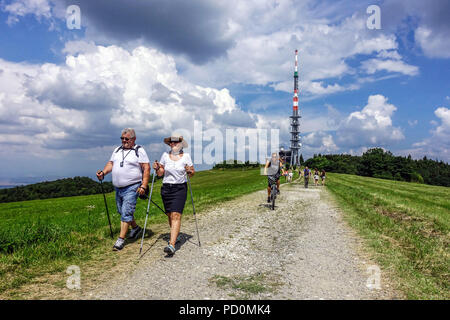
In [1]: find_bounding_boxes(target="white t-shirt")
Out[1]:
[110,146,149,188]
[159,152,193,184]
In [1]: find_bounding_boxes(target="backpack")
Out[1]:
[115,145,142,157]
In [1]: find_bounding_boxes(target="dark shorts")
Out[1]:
[161,183,188,214]
[267,174,280,187]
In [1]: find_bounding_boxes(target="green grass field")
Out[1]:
[3,169,447,299]
[0,168,296,294]
[326,173,450,299]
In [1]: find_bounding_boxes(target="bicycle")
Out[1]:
[268,175,278,210]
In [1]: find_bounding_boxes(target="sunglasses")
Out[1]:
[120,137,133,141]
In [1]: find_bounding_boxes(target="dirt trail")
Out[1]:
[83,179,398,300]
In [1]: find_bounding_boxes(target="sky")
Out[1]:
[0,0,449,185]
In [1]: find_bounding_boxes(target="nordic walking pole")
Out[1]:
[151,199,166,216]
[98,177,114,239]
[186,171,201,247]
[139,165,157,255]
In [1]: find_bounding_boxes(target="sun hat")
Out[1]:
[163,133,188,148]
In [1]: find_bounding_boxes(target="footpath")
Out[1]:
[85,179,398,300]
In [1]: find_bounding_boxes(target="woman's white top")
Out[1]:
[159,152,193,184]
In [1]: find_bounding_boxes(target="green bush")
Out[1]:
[410,172,424,184]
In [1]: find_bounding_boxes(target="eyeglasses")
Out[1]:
[120,137,132,141]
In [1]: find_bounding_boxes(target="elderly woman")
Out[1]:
[153,133,194,255]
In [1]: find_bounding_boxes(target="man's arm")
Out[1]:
[96,161,113,180]
[139,162,150,190]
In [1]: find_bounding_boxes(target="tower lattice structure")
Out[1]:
[289,49,301,166]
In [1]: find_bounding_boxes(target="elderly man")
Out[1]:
[96,128,150,251]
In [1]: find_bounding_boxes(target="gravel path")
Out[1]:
[87,179,397,300]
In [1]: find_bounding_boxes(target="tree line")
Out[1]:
[213,160,261,169]
[0,177,114,203]
[303,148,450,187]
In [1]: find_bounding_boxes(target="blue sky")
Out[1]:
[0,0,449,185]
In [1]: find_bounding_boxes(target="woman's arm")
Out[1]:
[153,161,165,177]
[185,165,195,178]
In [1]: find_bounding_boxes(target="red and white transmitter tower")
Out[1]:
[289,49,301,166]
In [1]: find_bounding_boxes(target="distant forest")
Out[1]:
[213,160,261,169]
[0,177,114,203]
[1,148,448,203]
[303,148,450,187]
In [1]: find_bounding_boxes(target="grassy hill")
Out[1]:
[0,177,115,203]
[0,168,296,295]
[1,169,447,299]
[326,173,449,299]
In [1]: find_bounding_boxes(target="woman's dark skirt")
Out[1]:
[161,183,188,214]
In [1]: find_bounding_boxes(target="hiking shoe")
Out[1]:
[164,244,176,255]
[167,235,183,247]
[113,238,125,251]
[127,225,142,239]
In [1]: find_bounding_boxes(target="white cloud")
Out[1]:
[2,0,52,25]
[336,94,404,148]
[180,8,402,99]
[402,107,450,162]
[408,120,418,127]
[3,0,421,101]
[415,26,450,59]
[377,50,402,60]
[361,58,419,76]
[433,107,450,137]
[0,44,263,156]
[302,131,338,153]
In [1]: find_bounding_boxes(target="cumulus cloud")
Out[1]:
[336,94,404,149]
[182,16,401,96]
[415,27,450,59]
[0,44,264,156]
[432,107,450,137]
[302,131,338,154]
[2,0,422,100]
[402,107,450,161]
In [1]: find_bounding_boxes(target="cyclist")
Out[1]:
[264,152,283,203]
